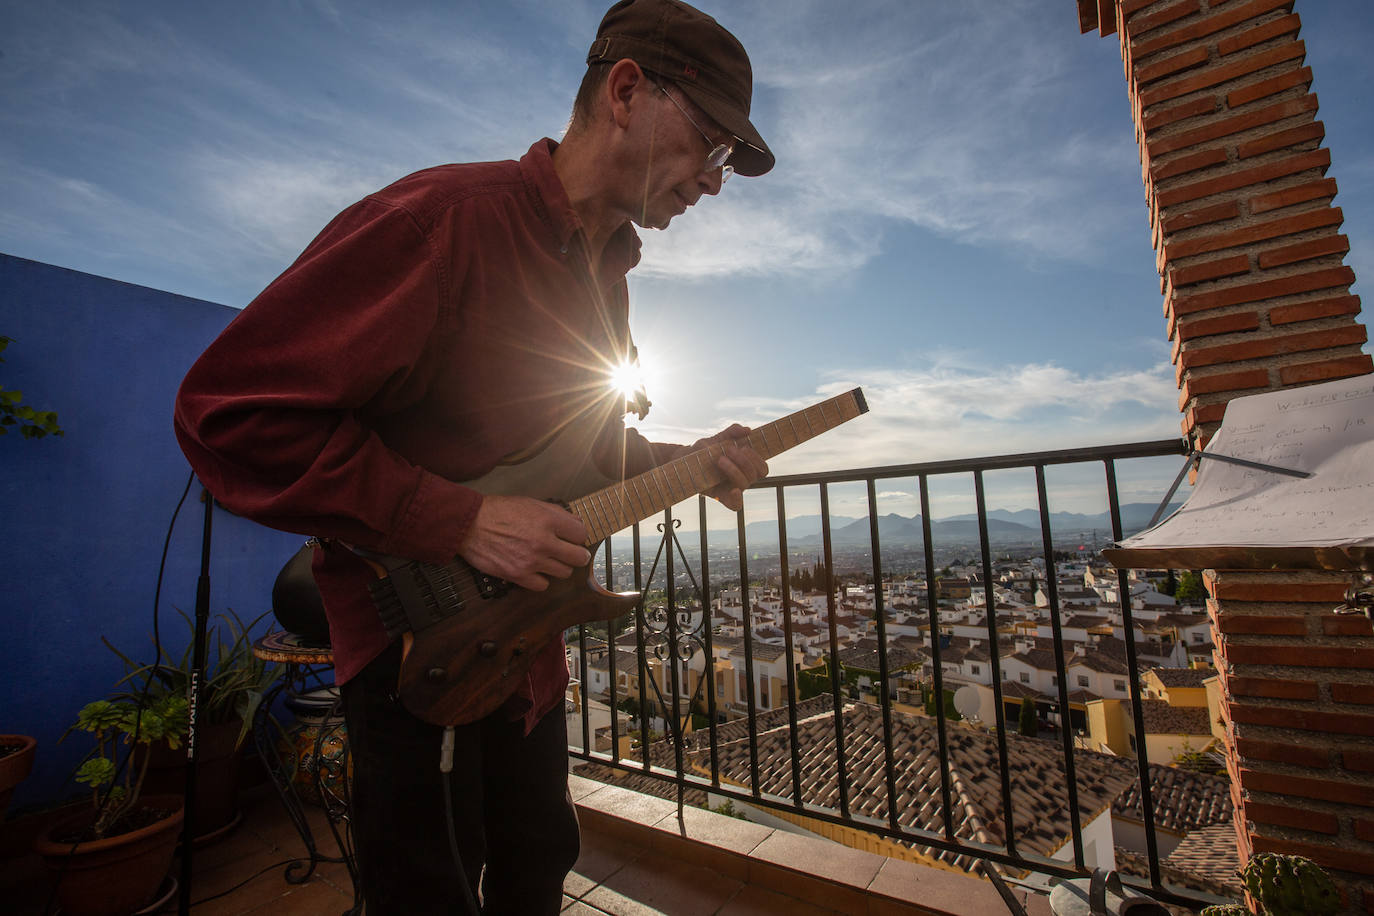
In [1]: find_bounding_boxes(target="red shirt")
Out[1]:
[175,139,676,728]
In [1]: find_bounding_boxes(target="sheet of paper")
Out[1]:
[1106,374,1374,569]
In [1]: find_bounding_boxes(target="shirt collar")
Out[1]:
[520,138,642,285]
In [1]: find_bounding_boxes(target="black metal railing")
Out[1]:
[569,437,1234,910]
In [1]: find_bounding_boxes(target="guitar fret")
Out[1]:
[650,467,675,508]
[636,475,659,517]
[611,486,635,531]
[592,490,615,538]
[583,494,608,542]
[671,460,691,499]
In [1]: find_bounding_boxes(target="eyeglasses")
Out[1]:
[656,83,734,183]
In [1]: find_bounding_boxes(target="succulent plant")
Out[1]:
[1241,853,1340,916]
[1199,905,1249,916]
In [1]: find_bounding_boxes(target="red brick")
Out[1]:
[1156,147,1329,209]
[1140,40,1306,110]
[1244,800,1340,833]
[1257,234,1349,269]
[1249,176,1337,213]
[1248,834,1374,876]
[1332,683,1374,705]
[1179,367,1270,408]
[1184,402,1228,431]
[1128,0,1204,39]
[1226,643,1374,669]
[1172,266,1356,317]
[1170,254,1252,288]
[1234,735,1330,768]
[1177,310,1261,342]
[1346,748,1374,772]
[1269,294,1361,325]
[1357,818,1374,843]
[1143,95,1219,132]
[1226,675,1320,700]
[1152,145,1230,181]
[1227,64,1313,107]
[1162,200,1241,234]
[1324,615,1374,637]
[1279,354,1374,385]
[1217,613,1309,634]
[1166,205,1342,259]
[1239,767,1374,805]
[1138,45,1211,86]
[1237,120,1325,159]
[1131,0,1297,59]
[1217,12,1302,56]
[1148,94,1318,158]
[1211,580,1350,602]
[1179,325,1368,371]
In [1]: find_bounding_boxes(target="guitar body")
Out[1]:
[397,564,639,725]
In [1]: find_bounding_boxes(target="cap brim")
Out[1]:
[676,83,774,177]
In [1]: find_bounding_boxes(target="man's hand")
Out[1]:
[456,494,591,592]
[693,423,768,511]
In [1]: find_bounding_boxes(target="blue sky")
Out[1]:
[3,0,1371,523]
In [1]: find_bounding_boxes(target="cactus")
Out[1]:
[1199,906,1249,916]
[1240,853,1340,916]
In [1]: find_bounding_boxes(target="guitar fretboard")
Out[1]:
[570,388,868,544]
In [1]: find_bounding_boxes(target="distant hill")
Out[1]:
[647,503,1181,549]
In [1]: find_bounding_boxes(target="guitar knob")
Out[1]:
[479,641,498,658]
[426,667,446,682]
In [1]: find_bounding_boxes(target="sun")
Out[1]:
[608,359,645,400]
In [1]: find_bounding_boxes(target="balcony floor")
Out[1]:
[4,782,860,915]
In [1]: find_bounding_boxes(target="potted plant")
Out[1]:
[0,733,37,818]
[33,687,188,916]
[109,608,280,840]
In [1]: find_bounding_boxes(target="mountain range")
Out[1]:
[651,503,1180,549]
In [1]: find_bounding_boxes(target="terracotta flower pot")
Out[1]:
[33,794,184,916]
[140,718,246,842]
[0,734,37,818]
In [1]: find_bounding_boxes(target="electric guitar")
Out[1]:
[370,387,868,726]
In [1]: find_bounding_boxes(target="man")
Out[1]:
[173,1,772,912]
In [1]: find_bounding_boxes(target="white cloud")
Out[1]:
[635,359,1181,479]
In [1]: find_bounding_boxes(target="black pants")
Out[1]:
[341,641,580,915]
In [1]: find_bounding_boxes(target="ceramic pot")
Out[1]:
[0,734,37,818]
[141,718,245,842]
[33,794,184,916]
[280,687,351,805]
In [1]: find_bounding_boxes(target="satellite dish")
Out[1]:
[953,685,981,722]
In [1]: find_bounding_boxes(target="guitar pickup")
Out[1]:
[370,560,467,638]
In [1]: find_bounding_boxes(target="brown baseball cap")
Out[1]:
[587,0,774,177]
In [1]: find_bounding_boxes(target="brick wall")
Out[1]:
[1205,569,1374,911]
[1078,0,1370,448]
[1076,2,1374,910]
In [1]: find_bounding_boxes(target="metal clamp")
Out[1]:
[1334,572,1374,620]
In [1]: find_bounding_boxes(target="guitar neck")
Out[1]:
[570,387,868,544]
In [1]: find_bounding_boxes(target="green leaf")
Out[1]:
[75,757,116,788]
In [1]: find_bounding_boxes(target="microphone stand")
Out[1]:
[177,488,214,915]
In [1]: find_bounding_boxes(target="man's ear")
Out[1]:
[605,58,647,130]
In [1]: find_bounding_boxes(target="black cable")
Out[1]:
[187,857,303,906]
[40,470,197,915]
[439,726,483,916]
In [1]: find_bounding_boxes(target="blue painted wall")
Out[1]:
[0,253,303,809]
